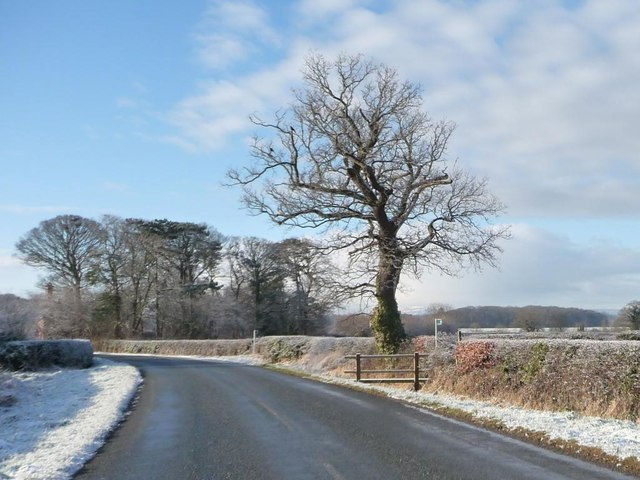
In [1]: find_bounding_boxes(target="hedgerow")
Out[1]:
[93,339,252,356]
[0,340,93,371]
[427,339,640,420]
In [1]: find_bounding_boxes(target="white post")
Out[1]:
[252,329,258,354]
[434,318,442,349]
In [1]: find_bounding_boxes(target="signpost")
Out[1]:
[434,318,443,348]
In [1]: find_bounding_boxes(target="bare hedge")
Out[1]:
[93,339,253,356]
[94,336,376,373]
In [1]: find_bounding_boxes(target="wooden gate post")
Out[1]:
[356,353,361,382]
[413,352,420,391]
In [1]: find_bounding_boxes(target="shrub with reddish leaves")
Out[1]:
[455,341,497,374]
[411,335,433,352]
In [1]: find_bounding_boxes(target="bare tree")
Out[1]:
[15,215,104,336]
[229,53,509,352]
[225,237,287,335]
[618,300,640,330]
[0,294,38,340]
[277,237,343,334]
[15,215,104,292]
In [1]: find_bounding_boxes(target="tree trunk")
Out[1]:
[155,263,162,338]
[113,287,123,339]
[72,283,86,337]
[370,245,406,353]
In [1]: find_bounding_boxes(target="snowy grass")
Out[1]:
[0,359,141,480]
[385,387,640,461]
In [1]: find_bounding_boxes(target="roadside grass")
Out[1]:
[412,401,640,478]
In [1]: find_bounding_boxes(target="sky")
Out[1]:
[1,0,639,312]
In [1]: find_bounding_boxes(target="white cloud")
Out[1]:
[164,80,262,151]
[170,0,640,184]
[296,0,361,20]
[0,253,40,297]
[0,253,21,268]
[397,224,640,310]
[194,34,248,70]
[193,0,280,69]
[164,54,304,151]
[167,0,640,211]
[115,97,138,109]
[321,0,640,220]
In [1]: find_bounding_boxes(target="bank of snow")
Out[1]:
[173,354,640,464]
[277,366,640,465]
[366,382,640,462]
[0,358,141,480]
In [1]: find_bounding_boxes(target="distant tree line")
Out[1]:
[0,294,38,341]
[331,305,613,337]
[10,214,343,340]
[616,300,640,329]
[5,215,638,342]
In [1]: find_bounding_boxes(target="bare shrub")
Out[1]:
[455,341,498,374]
[93,339,252,356]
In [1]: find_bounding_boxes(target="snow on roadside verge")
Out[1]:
[267,365,640,464]
[369,384,640,462]
[0,358,141,480]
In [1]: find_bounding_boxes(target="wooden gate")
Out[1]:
[345,353,427,391]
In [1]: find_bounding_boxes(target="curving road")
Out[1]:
[75,355,631,480]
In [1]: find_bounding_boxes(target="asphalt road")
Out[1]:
[75,355,631,480]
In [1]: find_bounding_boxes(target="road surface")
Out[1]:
[75,355,631,480]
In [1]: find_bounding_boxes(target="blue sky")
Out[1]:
[2,0,640,312]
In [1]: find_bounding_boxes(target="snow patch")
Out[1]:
[0,359,141,480]
[303,371,640,462]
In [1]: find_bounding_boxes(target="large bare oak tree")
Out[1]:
[229,53,509,352]
[15,214,104,293]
